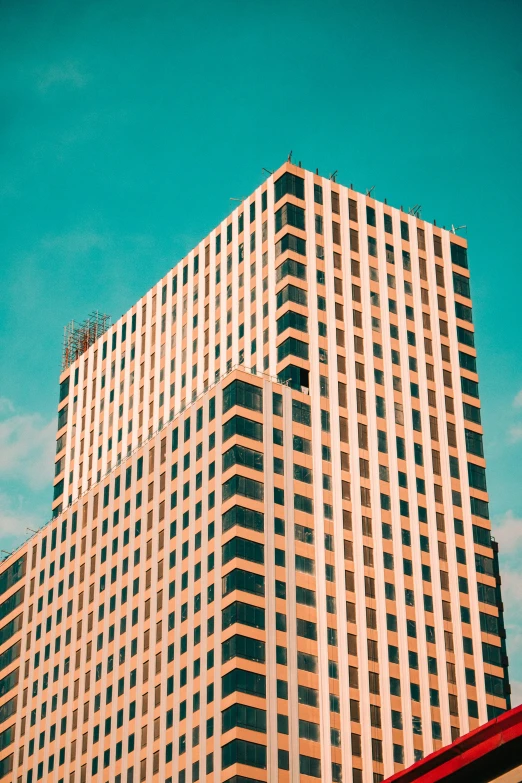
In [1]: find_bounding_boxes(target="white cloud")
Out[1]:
[37,62,88,93]
[0,401,55,491]
[507,389,522,441]
[493,511,522,553]
[40,231,107,255]
[493,511,522,698]
[0,491,44,541]
[510,680,522,708]
[509,424,522,443]
[0,398,14,416]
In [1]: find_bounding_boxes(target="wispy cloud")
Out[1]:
[0,398,15,416]
[494,510,522,552]
[509,424,522,443]
[40,231,108,255]
[0,400,55,491]
[508,389,522,441]
[36,61,89,94]
[510,679,522,708]
[494,511,522,704]
[0,491,44,541]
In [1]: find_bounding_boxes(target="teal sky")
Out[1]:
[1,0,521,701]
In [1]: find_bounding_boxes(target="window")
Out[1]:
[222,668,266,699]
[468,463,487,491]
[222,475,264,503]
[222,703,266,734]
[223,444,263,473]
[275,233,306,258]
[456,302,473,322]
[296,618,317,640]
[222,537,264,566]
[462,377,479,398]
[465,429,483,457]
[451,242,468,268]
[485,673,505,698]
[222,600,265,631]
[222,634,265,664]
[299,755,321,778]
[453,272,471,298]
[276,257,306,282]
[277,336,309,362]
[277,310,308,335]
[222,738,267,770]
[222,506,264,534]
[222,569,264,598]
[275,203,305,232]
[274,172,305,203]
[223,380,262,413]
[295,554,315,574]
[276,283,307,309]
[223,416,263,443]
[292,399,311,426]
[460,351,477,373]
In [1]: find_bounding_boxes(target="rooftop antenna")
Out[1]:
[408,204,422,217]
[366,185,375,197]
[330,170,338,182]
[451,224,467,234]
[287,151,293,163]
[262,167,273,176]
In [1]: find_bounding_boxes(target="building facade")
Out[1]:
[0,162,511,782]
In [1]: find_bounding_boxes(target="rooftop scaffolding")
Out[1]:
[62,311,111,371]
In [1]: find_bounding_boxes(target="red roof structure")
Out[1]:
[384,705,522,783]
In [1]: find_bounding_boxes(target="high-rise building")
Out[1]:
[0,161,511,783]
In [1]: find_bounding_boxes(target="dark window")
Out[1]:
[222,738,267,770]
[275,203,305,233]
[277,336,309,362]
[277,310,308,335]
[451,242,468,269]
[274,172,305,203]
[275,234,306,258]
[222,668,266,699]
[222,601,265,631]
[223,444,263,473]
[222,506,264,534]
[453,272,471,299]
[223,415,263,443]
[223,379,263,414]
[276,257,306,282]
[222,703,266,734]
[222,568,265,597]
[222,537,264,566]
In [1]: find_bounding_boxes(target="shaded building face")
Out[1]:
[0,163,510,783]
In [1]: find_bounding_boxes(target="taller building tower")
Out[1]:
[0,162,510,783]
